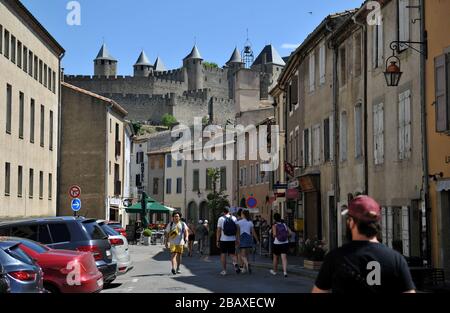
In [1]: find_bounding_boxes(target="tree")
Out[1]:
[206,168,230,255]
[132,122,142,134]
[161,114,178,128]
[203,62,219,69]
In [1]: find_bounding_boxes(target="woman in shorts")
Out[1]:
[236,210,259,274]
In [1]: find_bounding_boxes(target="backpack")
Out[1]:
[223,216,237,236]
[276,223,289,242]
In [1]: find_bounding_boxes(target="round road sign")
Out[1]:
[246,197,257,209]
[69,185,81,198]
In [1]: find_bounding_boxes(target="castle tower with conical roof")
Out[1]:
[183,45,204,91]
[93,43,117,77]
[226,47,245,99]
[133,50,153,77]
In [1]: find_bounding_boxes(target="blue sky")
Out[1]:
[21,0,363,75]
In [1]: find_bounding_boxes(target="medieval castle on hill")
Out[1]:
[64,44,286,126]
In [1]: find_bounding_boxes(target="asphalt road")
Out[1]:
[102,244,314,293]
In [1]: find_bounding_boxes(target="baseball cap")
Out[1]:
[203,220,208,224]
[341,195,381,222]
[198,220,203,224]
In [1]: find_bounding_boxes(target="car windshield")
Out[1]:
[108,224,122,228]
[100,224,120,237]
[19,239,49,254]
[6,245,34,265]
[82,221,107,240]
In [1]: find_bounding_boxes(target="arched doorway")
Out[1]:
[187,201,198,223]
[199,201,208,221]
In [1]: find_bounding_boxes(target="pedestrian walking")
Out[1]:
[312,195,416,294]
[270,213,292,278]
[164,212,189,275]
[187,220,196,257]
[195,220,205,255]
[216,208,240,276]
[202,220,210,257]
[236,210,259,274]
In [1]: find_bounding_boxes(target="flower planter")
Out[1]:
[303,259,323,270]
[142,236,150,246]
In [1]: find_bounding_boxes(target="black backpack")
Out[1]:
[223,216,237,236]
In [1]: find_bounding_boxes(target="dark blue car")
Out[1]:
[0,261,11,293]
[0,240,45,293]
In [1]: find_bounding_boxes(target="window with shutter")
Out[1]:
[340,112,348,162]
[319,44,326,85]
[398,94,406,160]
[378,20,384,68]
[404,91,411,158]
[379,104,385,164]
[355,104,363,159]
[291,76,298,106]
[373,104,379,164]
[398,0,410,51]
[309,53,315,92]
[330,115,334,162]
[435,54,449,132]
[313,125,320,166]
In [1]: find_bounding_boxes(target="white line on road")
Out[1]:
[132,278,139,283]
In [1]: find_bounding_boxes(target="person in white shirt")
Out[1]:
[236,210,259,274]
[216,208,240,276]
[164,212,189,275]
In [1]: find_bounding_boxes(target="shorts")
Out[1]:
[170,244,184,254]
[272,243,289,256]
[188,235,195,242]
[220,241,236,255]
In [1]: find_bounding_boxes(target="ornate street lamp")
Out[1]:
[384,55,403,87]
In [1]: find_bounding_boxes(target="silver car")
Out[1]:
[97,220,133,275]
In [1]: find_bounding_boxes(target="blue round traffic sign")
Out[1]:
[71,198,81,212]
[246,197,257,209]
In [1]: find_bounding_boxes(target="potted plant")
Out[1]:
[142,228,152,246]
[300,238,327,270]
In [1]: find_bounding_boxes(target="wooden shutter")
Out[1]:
[435,54,449,132]
[373,104,379,164]
[398,93,406,160]
[404,90,412,158]
[291,76,298,105]
[320,44,326,84]
[399,0,410,51]
[387,207,393,248]
[401,206,410,257]
[381,207,387,244]
[308,128,312,166]
[377,20,384,67]
[372,25,378,68]
[309,53,315,91]
[330,115,334,161]
[378,104,384,164]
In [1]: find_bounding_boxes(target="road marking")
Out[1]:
[132,278,139,283]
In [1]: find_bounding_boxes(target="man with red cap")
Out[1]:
[312,195,416,293]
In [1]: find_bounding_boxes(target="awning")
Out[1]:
[437,179,450,192]
[125,199,173,213]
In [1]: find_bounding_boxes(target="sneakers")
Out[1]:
[270,269,277,276]
[284,272,288,278]
[234,263,241,274]
[220,270,227,276]
[241,268,247,274]
[171,269,176,275]
[176,269,181,274]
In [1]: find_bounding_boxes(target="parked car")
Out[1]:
[0,261,11,293]
[0,217,117,285]
[2,237,103,293]
[97,220,133,275]
[107,222,127,238]
[0,240,45,293]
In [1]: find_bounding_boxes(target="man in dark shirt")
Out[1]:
[312,195,416,294]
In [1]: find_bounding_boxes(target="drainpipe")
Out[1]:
[56,52,65,217]
[331,42,340,213]
[419,0,430,265]
[353,16,369,196]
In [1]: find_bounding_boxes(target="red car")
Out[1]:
[7,237,104,293]
[107,222,127,238]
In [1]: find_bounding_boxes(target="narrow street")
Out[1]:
[102,245,314,293]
